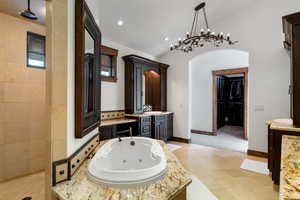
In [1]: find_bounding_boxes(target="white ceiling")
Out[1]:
[90,0,254,56]
[0,0,45,24]
[0,0,254,56]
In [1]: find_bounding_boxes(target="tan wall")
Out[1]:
[0,12,47,182]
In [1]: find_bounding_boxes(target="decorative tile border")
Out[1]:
[101,110,125,121]
[52,133,100,186]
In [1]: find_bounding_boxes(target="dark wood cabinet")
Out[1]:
[139,116,152,138]
[152,115,168,141]
[167,113,174,140]
[283,12,300,127]
[268,127,300,184]
[99,125,116,140]
[134,64,144,113]
[123,55,169,114]
[126,113,173,141]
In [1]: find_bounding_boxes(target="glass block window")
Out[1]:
[27,32,46,69]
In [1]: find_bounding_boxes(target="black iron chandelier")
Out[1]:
[170,2,237,53]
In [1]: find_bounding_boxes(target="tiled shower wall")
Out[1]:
[0,13,47,182]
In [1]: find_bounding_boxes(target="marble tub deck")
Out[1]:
[280,135,300,200]
[52,141,192,200]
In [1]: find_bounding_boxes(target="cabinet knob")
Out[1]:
[59,170,64,175]
[77,159,80,163]
[71,164,75,169]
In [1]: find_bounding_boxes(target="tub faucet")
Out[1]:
[129,127,135,146]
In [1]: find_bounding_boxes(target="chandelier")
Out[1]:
[170,2,237,53]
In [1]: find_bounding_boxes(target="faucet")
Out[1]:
[118,136,122,142]
[129,127,135,146]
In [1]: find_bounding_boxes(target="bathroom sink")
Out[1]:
[273,119,292,124]
[144,111,164,115]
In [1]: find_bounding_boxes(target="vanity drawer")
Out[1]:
[142,124,151,133]
[153,115,166,122]
[141,116,151,124]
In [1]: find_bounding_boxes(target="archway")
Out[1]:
[188,49,249,152]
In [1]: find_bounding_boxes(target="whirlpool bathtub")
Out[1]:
[87,137,167,187]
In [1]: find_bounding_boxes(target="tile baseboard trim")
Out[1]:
[247,149,268,158]
[191,129,216,136]
[170,137,191,144]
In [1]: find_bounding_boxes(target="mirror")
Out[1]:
[75,0,101,138]
[142,70,161,111]
[84,28,95,113]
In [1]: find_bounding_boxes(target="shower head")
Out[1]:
[19,0,38,20]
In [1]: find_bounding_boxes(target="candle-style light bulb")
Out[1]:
[226,33,230,40]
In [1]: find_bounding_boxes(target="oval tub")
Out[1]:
[87,137,167,187]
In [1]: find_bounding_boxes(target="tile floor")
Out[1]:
[0,142,277,200]
[191,125,248,152]
[0,172,45,200]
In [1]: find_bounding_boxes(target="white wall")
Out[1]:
[190,49,249,132]
[159,0,300,152]
[101,38,155,111]
[67,0,155,156]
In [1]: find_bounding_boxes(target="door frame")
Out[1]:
[212,67,249,140]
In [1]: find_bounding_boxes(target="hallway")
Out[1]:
[191,126,248,152]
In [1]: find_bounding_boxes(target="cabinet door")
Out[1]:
[139,116,152,138]
[99,126,114,140]
[167,114,173,139]
[134,64,143,113]
[154,116,167,141]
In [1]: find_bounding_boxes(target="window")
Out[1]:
[27,32,46,69]
[100,45,118,82]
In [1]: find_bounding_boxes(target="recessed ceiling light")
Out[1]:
[117,20,124,26]
[164,37,169,41]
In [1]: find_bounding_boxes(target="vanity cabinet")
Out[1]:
[167,113,174,140]
[123,55,169,114]
[268,127,300,184]
[99,126,116,140]
[126,113,173,141]
[152,115,168,141]
[139,116,152,138]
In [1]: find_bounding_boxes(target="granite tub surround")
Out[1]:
[280,135,300,200]
[52,141,192,200]
[266,118,300,132]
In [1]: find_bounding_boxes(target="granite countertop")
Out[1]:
[125,112,173,118]
[280,135,300,200]
[52,141,191,200]
[266,118,300,132]
[100,118,137,127]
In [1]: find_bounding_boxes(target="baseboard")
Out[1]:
[247,149,268,158]
[170,137,191,144]
[191,129,216,136]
